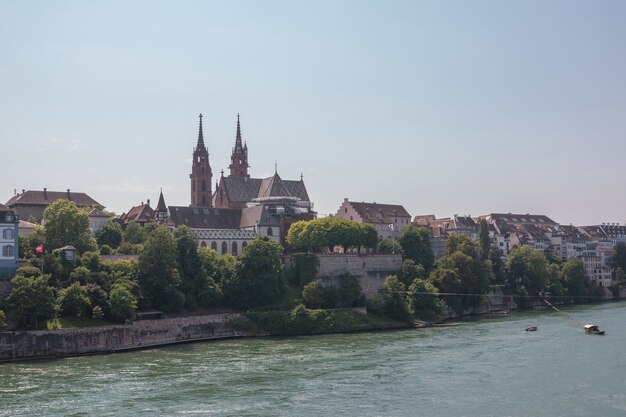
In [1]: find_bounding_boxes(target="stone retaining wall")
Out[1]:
[0,313,249,362]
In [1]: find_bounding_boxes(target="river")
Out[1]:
[2,301,626,416]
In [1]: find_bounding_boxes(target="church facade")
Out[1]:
[155,113,315,253]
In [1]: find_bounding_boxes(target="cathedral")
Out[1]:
[155,113,315,254]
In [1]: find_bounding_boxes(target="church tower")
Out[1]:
[190,114,212,207]
[228,113,250,178]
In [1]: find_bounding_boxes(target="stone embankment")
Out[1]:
[0,313,251,362]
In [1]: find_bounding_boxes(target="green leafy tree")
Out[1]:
[223,236,283,309]
[399,225,434,272]
[123,221,144,245]
[611,242,626,272]
[287,218,378,253]
[5,274,57,328]
[109,284,137,322]
[478,219,491,259]
[398,259,426,287]
[85,283,110,316]
[137,225,183,312]
[301,280,325,309]
[408,278,441,317]
[15,265,42,278]
[57,282,92,317]
[43,199,96,253]
[0,309,6,330]
[95,220,123,249]
[174,226,221,309]
[199,247,236,285]
[379,239,403,254]
[562,257,588,298]
[337,273,364,307]
[382,275,411,321]
[488,247,506,285]
[506,245,549,305]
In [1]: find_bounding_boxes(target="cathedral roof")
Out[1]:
[168,206,242,229]
[220,174,310,204]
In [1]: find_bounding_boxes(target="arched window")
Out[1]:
[232,241,238,256]
[242,241,247,252]
[211,241,217,251]
[267,227,273,236]
[221,241,228,255]
[202,180,206,191]
[200,241,207,247]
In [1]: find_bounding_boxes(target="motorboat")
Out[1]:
[525,326,537,332]
[583,324,605,335]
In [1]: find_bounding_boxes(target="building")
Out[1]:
[88,207,113,235]
[0,204,19,277]
[579,223,626,287]
[118,200,155,227]
[5,188,103,224]
[190,114,213,207]
[335,199,411,240]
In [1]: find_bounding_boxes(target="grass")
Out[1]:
[46,317,116,329]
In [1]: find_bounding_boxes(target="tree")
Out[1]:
[95,220,123,249]
[5,274,57,328]
[562,258,588,298]
[337,273,364,307]
[43,199,95,253]
[611,242,626,272]
[57,282,91,317]
[399,225,434,272]
[382,275,411,322]
[398,259,426,287]
[505,245,549,305]
[123,221,144,245]
[478,219,491,259]
[301,280,325,309]
[137,225,183,312]
[223,236,283,309]
[408,278,441,317]
[109,284,137,322]
[0,309,6,330]
[379,239,403,254]
[488,247,506,285]
[286,218,378,253]
[174,226,221,309]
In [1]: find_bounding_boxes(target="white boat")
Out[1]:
[583,324,605,335]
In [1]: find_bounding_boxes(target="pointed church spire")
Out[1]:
[196,113,206,150]
[228,113,250,178]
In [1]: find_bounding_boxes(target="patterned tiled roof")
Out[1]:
[168,206,242,229]
[120,204,154,224]
[6,190,102,208]
[220,174,310,203]
[194,229,258,240]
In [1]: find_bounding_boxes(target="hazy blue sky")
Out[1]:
[2,1,625,225]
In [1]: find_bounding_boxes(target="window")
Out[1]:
[242,241,247,251]
[2,245,13,257]
[200,241,207,247]
[5,214,13,222]
[2,229,13,240]
[345,208,347,213]
[221,241,228,255]
[267,227,273,236]
[232,241,238,256]
[202,180,206,191]
[211,241,217,251]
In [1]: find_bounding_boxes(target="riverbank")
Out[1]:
[0,309,409,363]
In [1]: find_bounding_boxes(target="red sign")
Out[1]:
[35,244,43,254]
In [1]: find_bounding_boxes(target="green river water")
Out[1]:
[1,301,626,416]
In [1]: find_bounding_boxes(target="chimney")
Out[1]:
[13,189,16,196]
[67,189,71,200]
[44,188,48,199]
[147,199,151,207]
[22,189,25,194]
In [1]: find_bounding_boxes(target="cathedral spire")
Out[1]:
[196,113,206,150]
[228,113,250,178]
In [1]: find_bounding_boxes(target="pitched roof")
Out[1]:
[5,190,102,208]
[220,174,310,204]
[88,207,112,218]
[168,206,242,229]
[349,201,411,224]
[156,191,167,212]
[120,204,154,224]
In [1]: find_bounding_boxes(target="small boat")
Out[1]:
[525,326,537,332]
[583,324,605,335]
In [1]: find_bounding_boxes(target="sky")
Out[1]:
[1,0,625,225]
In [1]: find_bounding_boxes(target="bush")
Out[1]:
[15,265,41,278]
[109,284,137,322]
[99,245,113,255]
[57,282,92,317]
[0,309,6,330]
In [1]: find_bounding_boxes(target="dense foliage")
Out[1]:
[287,218,378,252]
